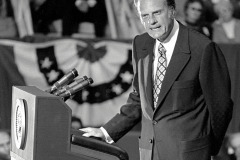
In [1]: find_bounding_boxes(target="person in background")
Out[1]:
[30,0,108,37]
[62,0,107,37]
[79,0,233,159]
[227,133,240,160]
[71,116,83,129]
[202,0,218,25]
[30,0,65,36]
[0,0,17,37]
[0,129,10,160]
[182,0,212,39]
[212,0,240,44]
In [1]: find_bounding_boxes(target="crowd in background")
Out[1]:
[29,0,108,37]
[1,0,240,159]
[1,0,240,42]
[177,0,240,44]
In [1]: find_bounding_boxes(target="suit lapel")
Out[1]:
[142,36,155,114]
[155,24,191,112]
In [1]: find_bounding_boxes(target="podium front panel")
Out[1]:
[11,86,128,160]
[11,86,72,160]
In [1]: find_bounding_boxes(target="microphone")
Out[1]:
[59,77,94,100]
[54,76,88,96]
[45,68,78,94]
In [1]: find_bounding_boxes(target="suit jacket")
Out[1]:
[103,22,233,160]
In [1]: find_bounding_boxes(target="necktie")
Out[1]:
[153,43,167,108]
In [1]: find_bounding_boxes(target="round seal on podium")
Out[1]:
[14,98,26,149]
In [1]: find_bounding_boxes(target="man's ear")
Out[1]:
[169,7,176,19]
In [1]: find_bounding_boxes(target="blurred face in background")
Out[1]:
[185,1,203,24]
[136,0,175,42]
[0,131,10,158]
[217,4,233,22]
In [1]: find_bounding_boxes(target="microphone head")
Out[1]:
[59,77,94,100]
[71,68,78,78]
[53,76,88,96]
[67,75,88,88]
[45,68,79,93]
[83,76,88,80]
[87,78,94,84]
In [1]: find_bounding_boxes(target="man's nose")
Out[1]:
[148,15,157,24]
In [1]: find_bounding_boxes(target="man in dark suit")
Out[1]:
[80,0,233,159]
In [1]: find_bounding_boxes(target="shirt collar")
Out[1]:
[156,19,179,49]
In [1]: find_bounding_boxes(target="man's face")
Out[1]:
[137,0,174,41]
[0,132,10,157]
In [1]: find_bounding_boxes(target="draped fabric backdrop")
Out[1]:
[0,44,25,129]
[0,37,239,135]
[0,37,133,128]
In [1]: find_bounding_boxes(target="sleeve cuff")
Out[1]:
[100,127,114,144]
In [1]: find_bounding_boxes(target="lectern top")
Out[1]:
[13,86,56,98]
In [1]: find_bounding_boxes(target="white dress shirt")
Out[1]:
[101,19,180,144]
[153,20,179,80]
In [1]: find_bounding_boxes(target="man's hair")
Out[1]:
[134,0,176,10]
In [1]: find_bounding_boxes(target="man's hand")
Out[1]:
[80,127,105,140]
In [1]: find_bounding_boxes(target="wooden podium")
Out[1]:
[10,86,128,160]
